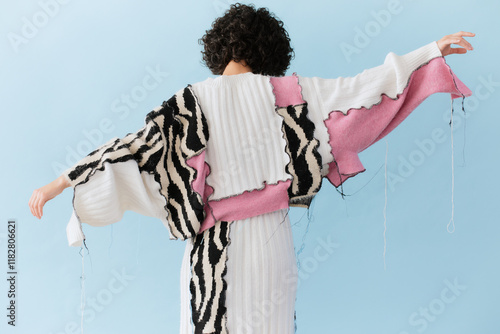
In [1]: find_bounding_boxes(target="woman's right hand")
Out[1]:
[29,175,70,219]
[436,31,475,56]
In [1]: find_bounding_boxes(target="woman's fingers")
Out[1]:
[451,31,475,49]
[29,191,38,219]
[453,37,473,50]
[448,47,468,55]
[450,39,470,52]
[447,37,471,50]
[33,191,41,219]
[29,189,47,219]
[438,32,475,56]
[38,198,44,219]
[451,31,475,37]
[35,194,42,219]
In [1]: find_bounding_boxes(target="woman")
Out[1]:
[29,3,474,333]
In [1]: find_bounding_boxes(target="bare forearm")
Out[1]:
[57,174,71,190]
[29,174,71,219]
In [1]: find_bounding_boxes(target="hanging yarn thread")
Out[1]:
[459,96,467,168]
[383,138,388,270]
[447,97,456,234]
[78,239,90,334]
[295,206,314,272]
[79,244,86,334]
[447,95,467,234]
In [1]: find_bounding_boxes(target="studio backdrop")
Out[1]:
[1,0,497,333]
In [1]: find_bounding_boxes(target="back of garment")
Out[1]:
[61,40,471,333]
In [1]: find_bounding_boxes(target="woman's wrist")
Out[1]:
[57,174,71,190]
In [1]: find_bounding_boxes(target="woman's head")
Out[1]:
[199,3,294,76]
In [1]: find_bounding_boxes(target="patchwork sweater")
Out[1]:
[61,41,471,247]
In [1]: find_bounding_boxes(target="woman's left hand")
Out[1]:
[437,31,475,56]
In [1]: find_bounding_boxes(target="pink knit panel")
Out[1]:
[199,180,291,233]
[325,57,472,187]
[270,74,305,107]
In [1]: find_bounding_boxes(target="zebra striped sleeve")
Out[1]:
[63,86,210,246]
[62,106,169,247]
[61,107,164,189]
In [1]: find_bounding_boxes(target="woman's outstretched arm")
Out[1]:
[30,86,208,247]
[297,31,474,187]
[29,174,70,219]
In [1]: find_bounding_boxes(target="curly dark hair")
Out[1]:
[199,3,294,76]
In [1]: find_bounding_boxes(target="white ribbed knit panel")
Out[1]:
[191,73,291,200]
[299,41,442,118]
[225,210,297,334]
[179,210,298,334]
[66,160,169,246]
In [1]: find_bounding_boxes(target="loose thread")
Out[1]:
[307,196,316,221]
[337,163,385,219]
[383,138,388,270]
[331,159,349,217]
[447,98,456,234]
[459,96,467,167]
[296,201,315,272]
[296,214,312,272]
[290,206,308,228]
[265,208,290,246]
[82,239,93,273]
[79,245,86,334]
[332,160,347,199]
[332,155,379,219]
[82,238,89,253]
[348,164,385,196]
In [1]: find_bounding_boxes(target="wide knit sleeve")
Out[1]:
[298,41,472,187]
[62,86,209,247]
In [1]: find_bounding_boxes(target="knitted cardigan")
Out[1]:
[62,40,471,248]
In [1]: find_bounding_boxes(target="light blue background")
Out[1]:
[1,0,498,333]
